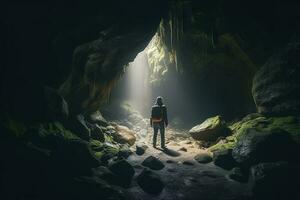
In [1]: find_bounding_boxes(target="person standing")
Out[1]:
[150,96,168,148]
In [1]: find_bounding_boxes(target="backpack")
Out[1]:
[152,105,163,123]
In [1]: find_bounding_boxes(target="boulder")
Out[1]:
[137,168,165,195]
[189,116,230,141]
[252,42,300,115]
[250,162,299,200]
[108,159,135,188]
[213,149,237,170]
[142,156,165,170]
[232,128,299,167]
[194,153,213,164]
[112,125,136,146]
[136,144,148,155]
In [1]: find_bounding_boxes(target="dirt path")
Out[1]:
[125,127,252,200]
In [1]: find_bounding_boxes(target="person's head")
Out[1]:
[156,96,163,106]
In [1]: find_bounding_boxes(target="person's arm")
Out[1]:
[150,107,153,127]
[164,106,168,127]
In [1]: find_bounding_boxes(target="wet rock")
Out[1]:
[228,167,248,182]
[136,144,148,155]
[92,166,118,185]
[112,125,136,146]
[213,149,237,170]
[142,156,165,170]
[250,162,299,200]
[108,159,135,188]
[252,42,300,115]
[189,115,231,141]
[166,160,175,163]
[194,153,213,164]
[232,128,299,167]
[137,168,165,195]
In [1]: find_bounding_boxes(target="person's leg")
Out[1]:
[160,124,165,148]
[153,124,158,147]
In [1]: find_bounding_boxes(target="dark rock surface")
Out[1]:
[228,167,248,182]
[250,162,299,200]
[142,156,165,170]
[194,153,213,164]
[108,159,135,188]
[252,42,300,115]
[136,144,148,155]
[137,168,165,195]
[213,149,237,170]
[232,128,300,167]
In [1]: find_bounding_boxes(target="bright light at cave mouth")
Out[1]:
[126,50,152,117]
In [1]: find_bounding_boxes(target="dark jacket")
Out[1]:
[150,104,168,126]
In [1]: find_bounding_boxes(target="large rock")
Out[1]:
[90,124,105,142]
[189,116,230,141]
[108,159,135,188]
[137,168,165,195]
[142,156,165,170]
[252,42,300,115]
[232,128,299,167]
[250,162,299,200]
[112,125,136,146]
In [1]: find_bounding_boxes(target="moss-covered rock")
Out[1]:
[189,115,231,141]
[209,114,300,153]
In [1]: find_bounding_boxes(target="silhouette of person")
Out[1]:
[150,96,168,148]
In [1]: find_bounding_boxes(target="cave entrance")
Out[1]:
[105,33,198,130]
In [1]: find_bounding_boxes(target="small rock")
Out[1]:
[166,160,174,163]
[142,156,165,170]
[179,147,187,152]
[118,144,132,159]
[183,161,194,166]
[137,169,165,195]
[136,144,148,155]
[194,153,213,164]
[108,159,135,188]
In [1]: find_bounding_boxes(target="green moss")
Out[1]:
[38,122,79,140]
[209,114,300,152]
[3,117,27,137]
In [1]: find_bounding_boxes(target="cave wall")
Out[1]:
[1,1,168,122]
[153,0,300,121]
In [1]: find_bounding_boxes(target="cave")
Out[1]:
[1,1,300,200]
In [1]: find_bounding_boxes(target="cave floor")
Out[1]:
[125,127,252,200]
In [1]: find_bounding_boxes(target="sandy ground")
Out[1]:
[125,127,252,200]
